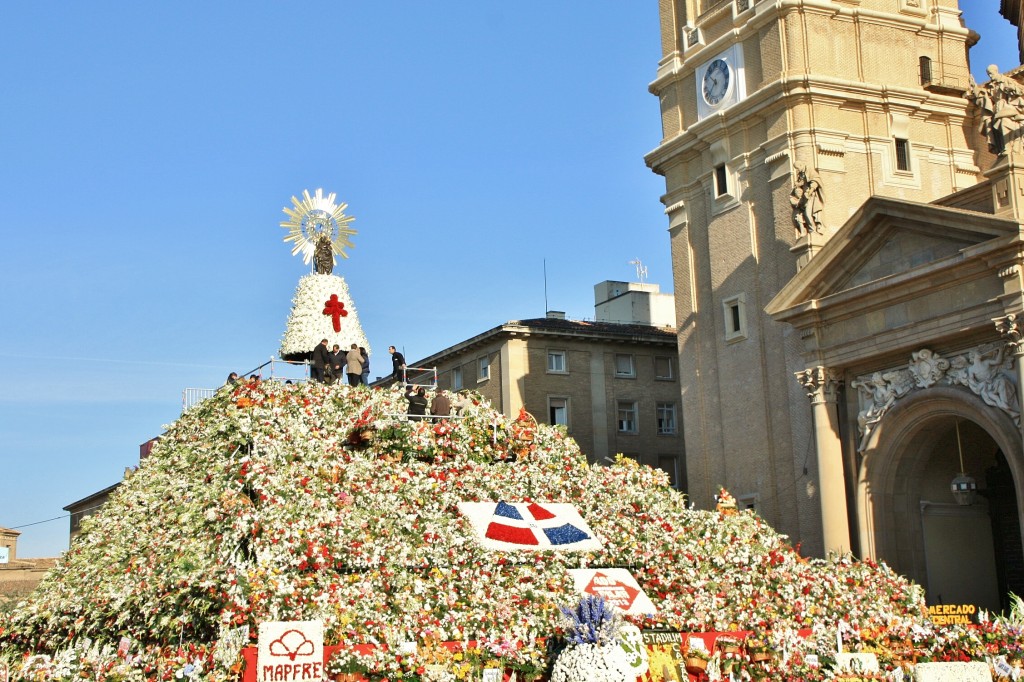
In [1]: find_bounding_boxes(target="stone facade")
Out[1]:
[647,0,990,557]
[648,0,1024,609]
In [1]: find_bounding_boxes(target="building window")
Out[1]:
[657,403,677,435]
[548,397,569,426]
[451,366,463,390]
[547,350,567,373]
[617,401,638,433]
[919,55,933,86]
[738,493,758,511]
[657,455,681,490]
[478,356,490,382]
[714,164,728,197]
[654,356,674,380]
[614,353,635,377]
[895,138,911,172]
[722,293,747,342]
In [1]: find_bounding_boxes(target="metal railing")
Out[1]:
[181,357,311,412]
[398,365,438,389]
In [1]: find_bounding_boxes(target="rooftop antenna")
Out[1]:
[543,259,549,313]
[629,257,648,284]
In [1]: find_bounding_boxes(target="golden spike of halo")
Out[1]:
[280,188,357,266]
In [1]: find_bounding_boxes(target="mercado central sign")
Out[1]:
[927,604,978,626]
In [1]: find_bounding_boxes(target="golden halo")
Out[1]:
[280,188,357,266]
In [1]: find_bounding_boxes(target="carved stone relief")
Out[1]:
[797,366,839,405]
[852,343,1020,451]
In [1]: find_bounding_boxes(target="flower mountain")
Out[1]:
[1,380,926,657]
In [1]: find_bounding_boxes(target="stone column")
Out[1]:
[796,366,852,555]
[995,314,1024,444]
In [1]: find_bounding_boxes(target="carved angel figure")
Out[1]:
[851,369,914,451]
[955,345,1020,419]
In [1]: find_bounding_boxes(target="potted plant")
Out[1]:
[746,637,772,663]
[684,646,711,675]
[715,636,743,657]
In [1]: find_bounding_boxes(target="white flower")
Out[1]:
[550,644,632,682]
[280,273,370,357]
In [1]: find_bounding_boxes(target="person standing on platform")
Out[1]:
[311,339,330,383]
[346,343,364,386]
[389,345,406,384]
[430,391,451,421]
[359,347,370,386]
[328,344,344,385]
[407,386,428,420]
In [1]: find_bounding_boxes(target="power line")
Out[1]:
[9,502,108,530]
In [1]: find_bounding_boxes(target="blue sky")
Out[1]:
[0,3,1017,558]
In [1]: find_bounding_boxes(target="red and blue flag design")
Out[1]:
[484,500,592,546]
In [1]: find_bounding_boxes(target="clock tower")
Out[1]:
[645,0,982,556]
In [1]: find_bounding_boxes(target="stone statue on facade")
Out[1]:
[851,343,1022,452]
[967,65,1024,156]
[948,344,1020,419]
[851,370,914,451]
[790,161,825,235]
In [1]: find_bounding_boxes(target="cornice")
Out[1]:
[650,0,970,96]
[772,235,1024,330]
[410,321,678,368]
[645,74,970,172]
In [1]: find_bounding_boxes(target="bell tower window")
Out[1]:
[895,138,912,172]
[714,164,728,196]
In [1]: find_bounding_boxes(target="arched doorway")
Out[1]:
[857,388,1023,611]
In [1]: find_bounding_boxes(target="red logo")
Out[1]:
[583,571,640,612]
[269,629,315,661]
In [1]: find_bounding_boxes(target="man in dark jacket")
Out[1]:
[430,391,451,421]
[327,344,344,384]
[389,345,406,384]
[407,386,428,420]
[311,339,331,383]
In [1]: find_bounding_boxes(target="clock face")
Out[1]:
[702,58,731,106]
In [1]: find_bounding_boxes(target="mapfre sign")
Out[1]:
[257,621,324,682]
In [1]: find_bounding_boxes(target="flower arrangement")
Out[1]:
[684,644,711,675]
[558,595,621,646]
[280,273,369,359]
[715,486,737,514]
[1,381,1023,680]
[550,596,631,682]
[745,636,772,662]
[326,647,370,679]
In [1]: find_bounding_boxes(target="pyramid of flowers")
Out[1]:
[1,380,1018,679]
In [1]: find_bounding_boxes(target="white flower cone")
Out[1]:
[550,643,632,682]
[280,273,370,359]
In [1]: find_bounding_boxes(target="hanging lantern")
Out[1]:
[950,473,977,506]
[950,420,976,506]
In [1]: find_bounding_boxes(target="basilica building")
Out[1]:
[646,0,1024,611]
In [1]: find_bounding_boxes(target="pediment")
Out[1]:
[767,197,1018,316]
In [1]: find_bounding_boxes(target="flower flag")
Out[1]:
[458,501,603,551]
